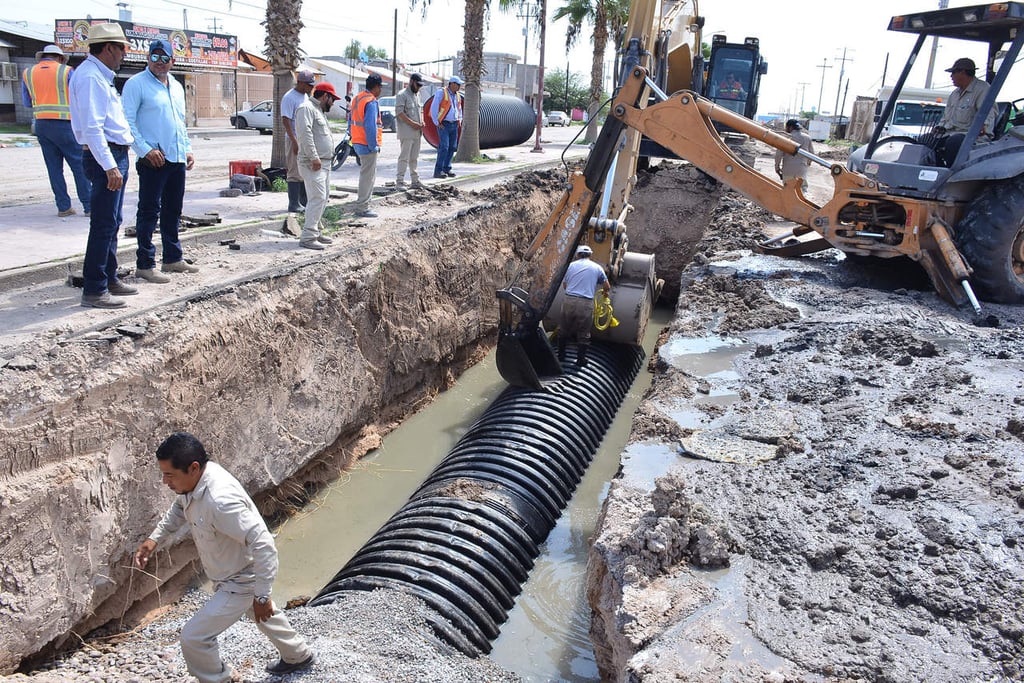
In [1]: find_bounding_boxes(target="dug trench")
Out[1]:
[3,145,1023,682]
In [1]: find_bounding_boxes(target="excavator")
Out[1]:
[496,0,1024,389]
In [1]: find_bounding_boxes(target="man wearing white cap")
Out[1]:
[69,22,137,309]
[22,43,92,217]
[430,75,464,178]
[558,244,609,368]
[123,38,198,284]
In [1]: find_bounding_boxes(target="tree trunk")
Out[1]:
[456,0,486,162]
[264,0,304,168]
[586,1,608,143]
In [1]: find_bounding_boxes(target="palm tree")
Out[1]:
[554,0,630,142]
[264,0,305,168]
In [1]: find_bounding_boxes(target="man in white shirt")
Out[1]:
[281,69,316,212]
[294,82,338,250]
[134,432,315,682]
[68,22,137,309]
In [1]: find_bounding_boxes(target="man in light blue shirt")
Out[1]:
[559,244,609,368]
[68,22,137,309]
[122,39,198,284]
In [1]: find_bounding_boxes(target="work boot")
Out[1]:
[81,292,126,309]
[136,268,171,284]
[162,260,199,273]
[287,181,305,212]
[266,653,315,675]
[107,280,138,296]
[575,344,589,368]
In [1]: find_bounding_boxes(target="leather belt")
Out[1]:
[83,143,130,152]
[566,294,593,300]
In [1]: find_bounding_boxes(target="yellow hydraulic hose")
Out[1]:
[593,291,619,331]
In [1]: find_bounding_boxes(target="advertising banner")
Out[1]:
[55,18,238,69]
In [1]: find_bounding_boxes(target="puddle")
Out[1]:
[659,334,751,375]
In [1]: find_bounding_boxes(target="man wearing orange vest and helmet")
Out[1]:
[22,44,92,217]
[350,73,383,219]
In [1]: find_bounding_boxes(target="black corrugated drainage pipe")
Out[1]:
[421,93,538,150]
[310,341,645,656]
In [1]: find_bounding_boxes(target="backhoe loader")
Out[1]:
[497,1,1024,389]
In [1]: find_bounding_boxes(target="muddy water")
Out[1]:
[273,308,673,681]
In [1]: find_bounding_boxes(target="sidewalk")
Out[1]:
[0,126,588,279]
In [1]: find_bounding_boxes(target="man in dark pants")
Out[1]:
[21,44,92,217]
[69,22,136,309]
[122,39,198,284]
[558,245,610,368]
[430,75,464,178]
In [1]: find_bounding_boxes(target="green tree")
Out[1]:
[344,40,362,61]
[543,69,592,113]
[264,0,304,168]
[553,0,630,142]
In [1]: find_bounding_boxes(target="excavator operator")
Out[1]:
[717,72,746,100]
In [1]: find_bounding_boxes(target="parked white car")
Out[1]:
[544,110,570,127]
[377,96,397,132]
[231,100,273,134]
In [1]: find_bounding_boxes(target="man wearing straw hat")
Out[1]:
[69,22,137,309]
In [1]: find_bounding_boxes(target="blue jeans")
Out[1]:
[35,118,91,212]
[135,160,185,269]
[82,146,129,295]
[434,120,459,176]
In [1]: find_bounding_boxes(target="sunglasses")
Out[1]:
[149,53,172,64]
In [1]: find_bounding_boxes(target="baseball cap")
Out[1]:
[449,75,464,85]
[576,245,593,256]
[295,69,316,84]
[35,45,65,60]
[313,82,338,98]
[409,73,423,84]
[945,57,976,73]
[149,39,173,55]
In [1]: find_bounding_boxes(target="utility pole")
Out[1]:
[832,47,853,122]
[797,81,810,114]
[391,8,398,96]
[532,0,547,152]
[816,59,831,114]
[208,17,221,33]
[517,2,541,101]
[182,9,188,30]
[925,0,950,88]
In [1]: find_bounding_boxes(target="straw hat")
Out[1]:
[86,23,129,46]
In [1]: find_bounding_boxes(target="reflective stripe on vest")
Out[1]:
[23,61,72,120]
[350,90,383,147]
[436,87,463,123]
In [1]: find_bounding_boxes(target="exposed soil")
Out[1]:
[588,145,1024,682]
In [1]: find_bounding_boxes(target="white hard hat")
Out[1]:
[576,245,592,256]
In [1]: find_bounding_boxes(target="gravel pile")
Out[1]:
[11,588,522,682]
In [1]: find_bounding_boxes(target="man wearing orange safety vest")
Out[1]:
[350,73,383,219]
[430,75,464,178]
[22,44,92,217]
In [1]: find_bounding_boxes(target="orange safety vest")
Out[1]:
[435,87,464,123]
[719,80,743,100]
[350,90,383,147]
[22,60,72,120]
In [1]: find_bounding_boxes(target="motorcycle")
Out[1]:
[332,95,360,170]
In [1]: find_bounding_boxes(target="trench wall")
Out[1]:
[0,178,559,672]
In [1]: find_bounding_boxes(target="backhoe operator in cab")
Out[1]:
[930,57,998,166]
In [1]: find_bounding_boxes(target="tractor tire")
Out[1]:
[955,174,1024,304]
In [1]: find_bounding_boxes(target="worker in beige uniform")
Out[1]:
[774,119,815,192]
[134,432,315,682]
[931,57,998,166]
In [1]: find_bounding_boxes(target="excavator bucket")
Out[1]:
[496,325,562,390]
